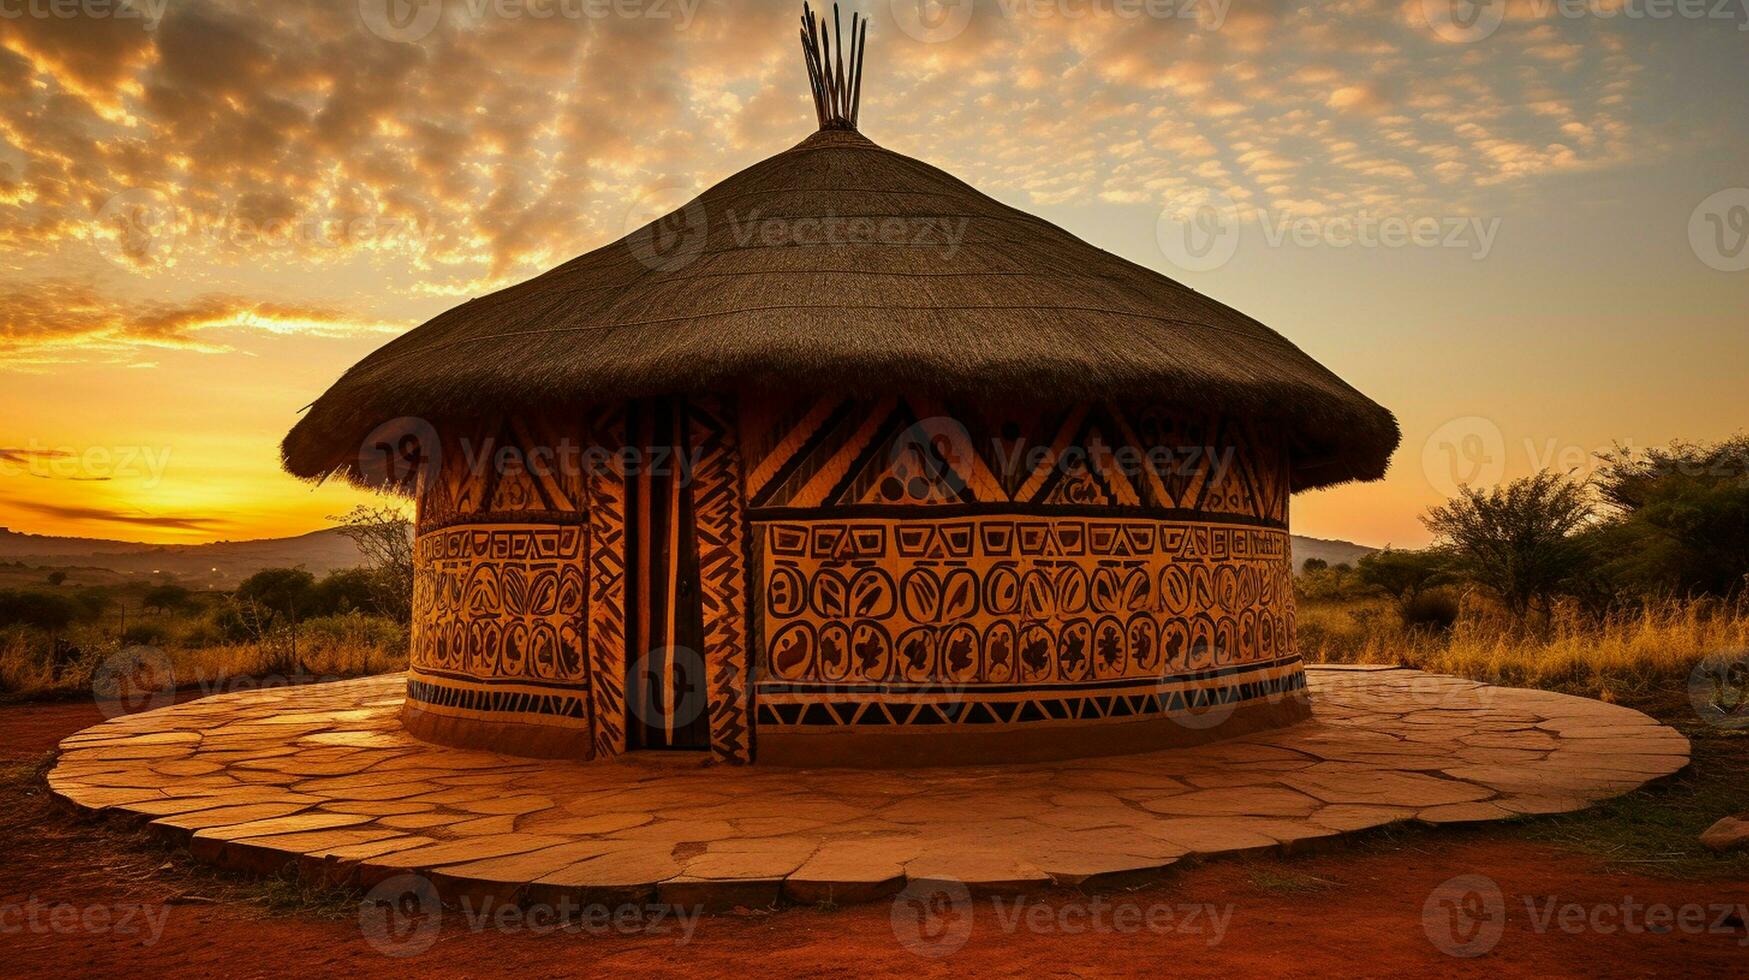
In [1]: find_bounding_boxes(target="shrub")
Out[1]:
[1401,588,1461,633]
[1355,548,1453,608]
[143,584,194,614]
[72,587,114,619]
[314,568,380,616]
[178,621,227,649]
[235,568,318,621]
[0,590,78,632]
[122,622,171,647]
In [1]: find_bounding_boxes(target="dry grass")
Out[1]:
[1299,595,1747,709]
[0,615,407,703]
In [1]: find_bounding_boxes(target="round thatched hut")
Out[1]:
[283,7,1397,767]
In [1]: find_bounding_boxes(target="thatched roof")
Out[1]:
[283,129,1398,493]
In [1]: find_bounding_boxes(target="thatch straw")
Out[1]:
[283,129,1399,493]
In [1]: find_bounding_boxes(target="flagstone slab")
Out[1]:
[51,669,1688,906]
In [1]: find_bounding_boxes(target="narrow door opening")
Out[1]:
[625,398,711,751]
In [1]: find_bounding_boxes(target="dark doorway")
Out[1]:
[625,398,711,751]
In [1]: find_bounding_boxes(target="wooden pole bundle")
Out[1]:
[800,2,867,131]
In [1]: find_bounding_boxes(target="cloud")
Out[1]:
[0,0,1675,306]
[0,447,71,464]
[7,500,226,532]
[0,280,401,366]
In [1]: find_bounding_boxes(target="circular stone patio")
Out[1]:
[49,668,1689,909]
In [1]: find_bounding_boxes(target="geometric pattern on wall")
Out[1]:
[688,395,754,764]
[410,524,589,685]
[418,414,586,530]
[758,519,1295,689]
[738,397,1289,524]
[584,405,630,760]
[755,657,1307,731]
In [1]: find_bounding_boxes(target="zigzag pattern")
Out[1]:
[585,405,630,760]
[741,397,1289,522]
[690,396,753,764]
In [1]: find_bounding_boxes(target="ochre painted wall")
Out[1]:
[400,396,1308,764]
[738,396,1308,765]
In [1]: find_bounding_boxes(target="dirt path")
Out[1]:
[4,701,1744,978]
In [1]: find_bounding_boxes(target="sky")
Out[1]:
[1,0,1745,547]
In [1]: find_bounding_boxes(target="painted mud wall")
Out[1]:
[400,395,1307,764]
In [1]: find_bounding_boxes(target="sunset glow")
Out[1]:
[2,1,1745,545]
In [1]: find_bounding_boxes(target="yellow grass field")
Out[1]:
[0,614,408,701]
[1299,595,1749,711]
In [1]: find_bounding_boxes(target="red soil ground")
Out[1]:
[3,699,1743,978]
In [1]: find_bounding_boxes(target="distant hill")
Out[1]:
[0,527,367,585]
[1289,534,1378,569]
[1,525,1376,586]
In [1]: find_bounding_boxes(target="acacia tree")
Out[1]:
[1355,548,1453,610]
[143,583,193,615]
[331,505,414,624]
[1421,471,1593,621]
[1590,437,1749,597]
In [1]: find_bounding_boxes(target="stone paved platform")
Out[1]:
[49,669,1690,909]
